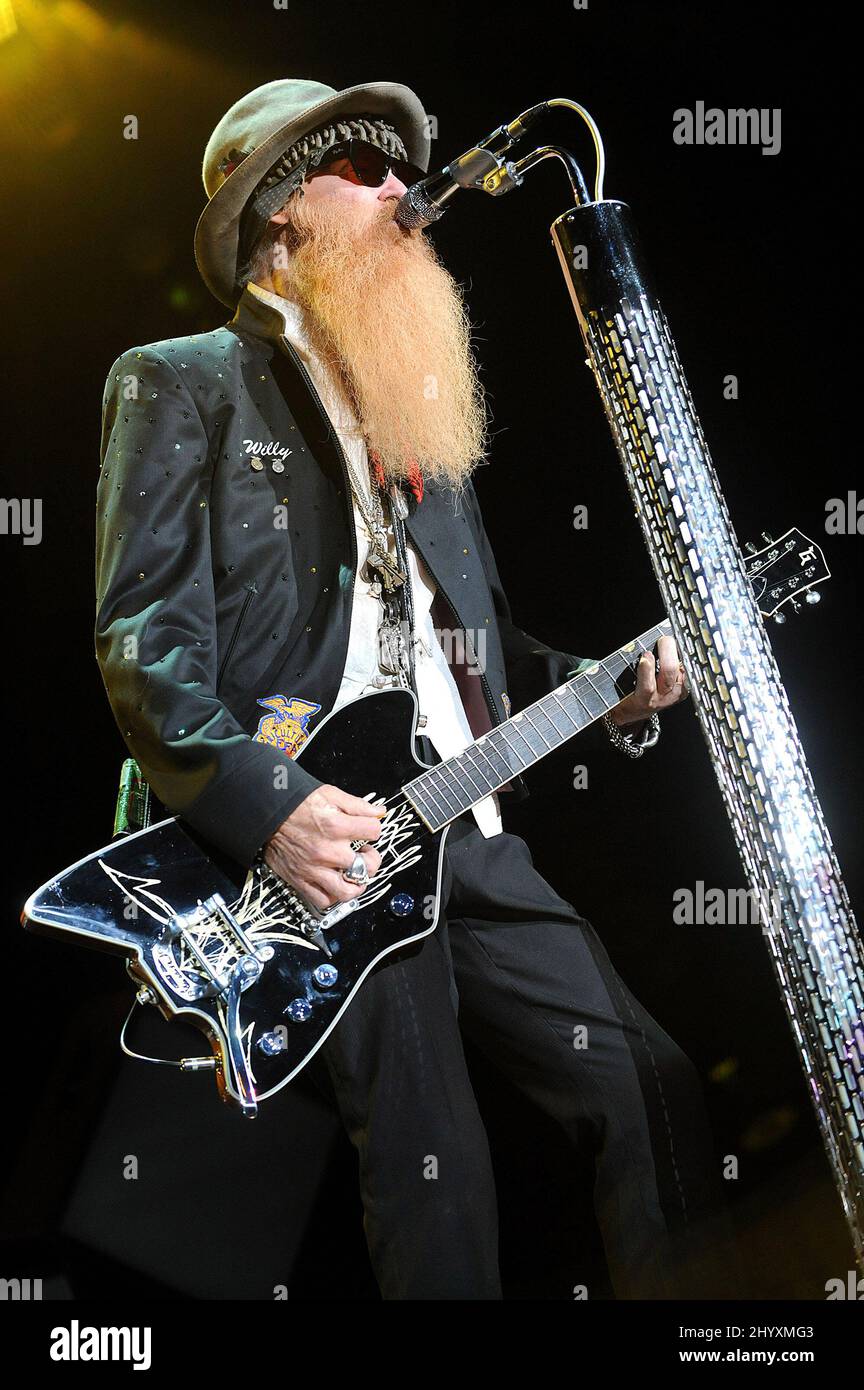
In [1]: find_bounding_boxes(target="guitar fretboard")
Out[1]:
[402,619,671,832]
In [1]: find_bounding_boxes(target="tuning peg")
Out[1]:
[744,540,757,554]
[761,531,773,544]
[773,611,787,624]
[805,590,821,605]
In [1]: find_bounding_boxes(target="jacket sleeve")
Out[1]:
[95,346,324,868]
[463,478,598,709]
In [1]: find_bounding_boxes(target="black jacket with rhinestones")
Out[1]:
[95,286,592,867]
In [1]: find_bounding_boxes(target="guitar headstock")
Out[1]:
[744,528,831,624]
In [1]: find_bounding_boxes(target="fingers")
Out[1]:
[344,844,382,878]
[302,874,362,913]
[635,650,657,701]
[317,844,382,908]
[329,786,387,822]
[655,634,680,696]
[319,811,383,839]
[657,635,690,702]
[267,785,387,910]
[272,854,380,914]
[312,830,380,873]
[320,861,378,907]
[322,787,386,844]
[306,834,383,900]
[632,638,687,715]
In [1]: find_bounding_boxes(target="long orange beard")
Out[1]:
[262,193,490,497]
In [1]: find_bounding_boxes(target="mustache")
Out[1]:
[293,193,415,243]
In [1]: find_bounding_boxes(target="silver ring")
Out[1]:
[342,852,369,885]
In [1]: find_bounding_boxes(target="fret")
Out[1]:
[463,740,506,790]
[562,686,598,729]
[424,767,463,816]
[435,760,473,816]
[573,666,615,718]
[405,780,439,829]
[542,690,582,737]
[491,721,534,769]
[469,735,516,784]
[463,750,497,795]
[600,654,627,698]
[414,776,452,824]
[603,624,666,680]
[403,618,674,831]
[451,749,490,803]
[520,703,558,748]
[567,681,597,723]
[497,717,544,761]
[600,654,629,684]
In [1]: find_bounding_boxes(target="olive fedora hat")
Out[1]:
[194,77,431,308]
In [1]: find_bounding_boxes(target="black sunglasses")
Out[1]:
[235,139,425,289]
[305,139,425,190]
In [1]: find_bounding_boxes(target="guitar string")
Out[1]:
[186,623,674,959]
[405,622,668,825]
[249,623,671,917]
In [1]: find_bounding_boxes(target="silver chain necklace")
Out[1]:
[345,450,412,683]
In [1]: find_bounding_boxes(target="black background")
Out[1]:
[1,0,860,1300]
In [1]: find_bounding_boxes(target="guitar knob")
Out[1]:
[257,1030,287,1056]
[285,998,312,1023]
[312,963,339,990]
[761,531,773,544]
[390,893,415,917]
[805,590,821,605]
[744,541,757,554]
[773,611,787,625]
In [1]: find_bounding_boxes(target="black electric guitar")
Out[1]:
[22,528,828,1116]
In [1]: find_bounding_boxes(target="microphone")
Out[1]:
[394,104,548,230]
[394,148,500,229]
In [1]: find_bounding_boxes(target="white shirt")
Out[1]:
[248,281,503,837]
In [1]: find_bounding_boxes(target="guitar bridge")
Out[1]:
[162,893,274,999]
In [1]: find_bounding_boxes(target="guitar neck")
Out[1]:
[403,617,672,832]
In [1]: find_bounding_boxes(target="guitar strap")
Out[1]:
[387,489,420,701]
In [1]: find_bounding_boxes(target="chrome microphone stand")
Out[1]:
[403,99,864,1265]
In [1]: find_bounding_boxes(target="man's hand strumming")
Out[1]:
[264,785,386,912]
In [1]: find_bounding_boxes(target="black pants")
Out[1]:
[311,812,734,1300]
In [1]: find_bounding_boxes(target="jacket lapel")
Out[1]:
[227,286,480,634]
[228,287,347,501]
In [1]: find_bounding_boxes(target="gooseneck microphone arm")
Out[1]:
[393,97,606,229]
[403,94,864,1269]
[394,100,549,229]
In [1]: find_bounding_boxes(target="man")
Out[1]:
[96,78,725,1299]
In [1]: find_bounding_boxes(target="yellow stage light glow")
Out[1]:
[0,0,18,44]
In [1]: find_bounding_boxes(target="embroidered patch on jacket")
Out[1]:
[253,695,322,758]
